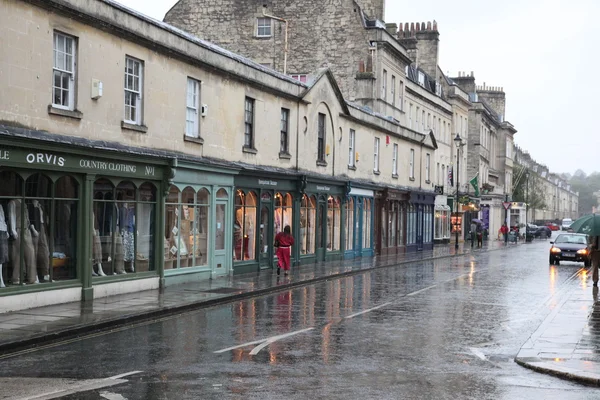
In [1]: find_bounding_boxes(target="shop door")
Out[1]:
[416,205,424,251]
[214,198,230,276]
[259,204,273,269]
[355,198,364,257]
[315,202,326,261]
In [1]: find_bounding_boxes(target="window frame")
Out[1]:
[244,97,255,149]
[391,75,396,106]
[256,17,272,37]
[382,69,387,101]
[426,153,431,182]
[52,31,77,111]
[373,137,380,173]
[280,108,290,154]
[392,143,398,176]
[348,128,356,167]
[185,77,201,138]
[409,149,415,179]
[124,56,144,125]
[317,113,326,162]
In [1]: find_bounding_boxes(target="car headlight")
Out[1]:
[577,249,589,255]
[551,247,561,253]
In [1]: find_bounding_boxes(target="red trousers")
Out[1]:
[276,247,291,270]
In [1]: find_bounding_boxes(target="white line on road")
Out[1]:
[106,371,143,380]
[213,338,271,354]
[249,328,314,355]
[344,302,392,319]
[407,285,437,296]
[100,392,128,400]
[469,347,487,361]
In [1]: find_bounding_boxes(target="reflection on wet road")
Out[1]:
[0,240,597,399]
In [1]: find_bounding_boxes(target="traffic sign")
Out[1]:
[503,202,511,210]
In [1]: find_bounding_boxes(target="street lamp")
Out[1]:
[454,134,463,250]
[525,170,530,241]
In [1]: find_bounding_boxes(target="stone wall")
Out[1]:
[164,0,374,100]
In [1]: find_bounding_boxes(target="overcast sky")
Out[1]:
[115,0,599,175]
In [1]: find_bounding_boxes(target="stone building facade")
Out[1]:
[0,0,440,311]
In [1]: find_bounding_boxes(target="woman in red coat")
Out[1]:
[275,225,294,276]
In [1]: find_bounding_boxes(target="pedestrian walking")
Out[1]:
[476,223,483,248]
[275,225,294,276]
[500,223,509,244]
[590,236,600,287]
[470,221,477,248]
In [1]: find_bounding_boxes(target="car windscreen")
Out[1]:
[555,235,586,244]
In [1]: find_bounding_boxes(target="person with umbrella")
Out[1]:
[570,214,600,286]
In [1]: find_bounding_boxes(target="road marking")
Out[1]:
[469,347,487,361]
[214,328,314,355]
[214,338,272,354]
[16,371,142,400]
[344,302,392,319]
[249,328,314,355]
[100,392,128,400]
[407,285,437,296]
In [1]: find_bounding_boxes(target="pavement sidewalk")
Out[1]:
[516,272,600,386]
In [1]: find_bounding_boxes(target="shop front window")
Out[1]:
[0,171,79,286]
[407,204,416,245]
[363,199,371,249]
[327,196,341,251]
[137,182,156,272]
[235,190,257,261]
[275,192,293,235]
[388,201,397,247]
[195,189,210,263]
[345,198,354,251]
[300,195,316,255]
[397,203,405,246]
[380,206,387,248]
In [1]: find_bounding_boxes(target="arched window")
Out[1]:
[194,188,211,266]
[234,190,257,261]
[275,192,293,235]
[345,197,354,251]
[216,188,228,199]
[327,196,341,251]
[300,195,316,255]
[363,199,372,249]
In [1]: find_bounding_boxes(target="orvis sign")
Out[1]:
[0,147,163,179]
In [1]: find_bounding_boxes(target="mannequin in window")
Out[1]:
[92,210,106,276]
[29,200,50,282]
[233,217,242,260]
[112,201,125,274]
[0,204,8,287]
[119,201,135,272]
[8,199,37,284]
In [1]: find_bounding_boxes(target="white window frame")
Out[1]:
[348,129,356,167]
[291,74,308,83]
[422,110,425,132]
[418,71,425,86]
[409,104,413,129]
[409,149,415,179]
[426,153,431,182]
[391,75,396,106]
[52,31,76,110]
[374,137,380,172]
[399,81,404,110]
[257,17,272,37]
[124,56,143,125]
[382,70,387,101]
[392,143,398,176]
[185,78,200,138]
[415,107,420,130]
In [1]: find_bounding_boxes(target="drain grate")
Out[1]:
[201,287,245,294]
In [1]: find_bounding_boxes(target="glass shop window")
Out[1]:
[275,192,293,235]
[300,195,316,255]
[363,199,371,249]
[327,196,341,251]
[0,170,79,286]
[234,190,257,261]
[345,197,354,251]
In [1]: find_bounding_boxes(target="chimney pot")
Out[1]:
[427,21,432,30]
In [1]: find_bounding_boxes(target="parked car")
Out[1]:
[561,218,573,231]
[545,222,560,231]
[549,233,590,266]
[535,225,552,238]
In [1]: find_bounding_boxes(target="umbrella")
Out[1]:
[569,214,600,236]
[472,219,482,224]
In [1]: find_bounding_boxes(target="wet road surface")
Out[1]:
[1,237,599,399]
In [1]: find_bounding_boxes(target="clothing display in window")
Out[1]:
[119,204,135,263]
[29,200,50,281]
[92,211,106,276]
[0,204,7,288]
[9,199,37,284]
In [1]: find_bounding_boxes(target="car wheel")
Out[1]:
[555,259,560,265]
[549,257,555,265]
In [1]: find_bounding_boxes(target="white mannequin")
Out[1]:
[31,200,50,282]
[0,204,7,288]
[8,199,38,284]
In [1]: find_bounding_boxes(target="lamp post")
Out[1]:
[525,171,530,242]
[454,134,463,250]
